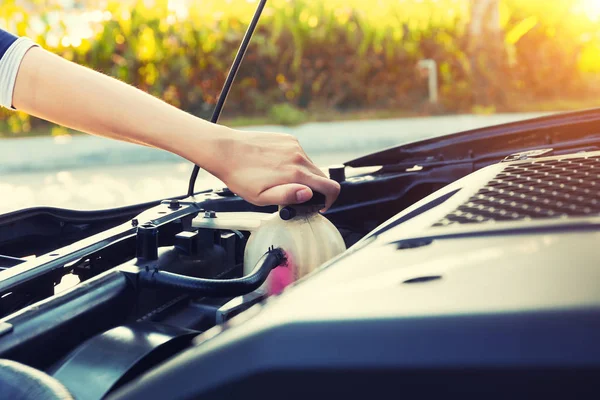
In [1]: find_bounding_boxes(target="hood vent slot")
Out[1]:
[434,155,600,226]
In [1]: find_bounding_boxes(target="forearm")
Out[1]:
[6,38,340,208]
[12,47,230,164]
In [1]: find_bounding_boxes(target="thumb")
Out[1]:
[257,184,313,206]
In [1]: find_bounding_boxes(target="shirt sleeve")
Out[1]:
[0,28,39,110]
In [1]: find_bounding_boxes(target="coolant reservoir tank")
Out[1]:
[192,192,346,295]
[244,193,346,294]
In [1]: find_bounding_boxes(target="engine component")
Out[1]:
[0,270,135,369]
[166,290,267,330]
[0,254,26,269]
[50,322,196,400]
[135,223,158,261]
[244,207,345,295]
[138,248,285,297]
[193,193,346,295]
[0,359,73,400]
[435,154,600,226]
[328,164,346,183]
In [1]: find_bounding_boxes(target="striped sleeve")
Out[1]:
[0,29,39,109]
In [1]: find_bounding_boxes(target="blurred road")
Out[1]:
[0,112,549,214]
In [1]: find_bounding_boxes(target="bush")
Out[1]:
[267,103,307,126]
[1,0,600,136]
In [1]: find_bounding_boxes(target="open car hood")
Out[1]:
[345,108,600,169]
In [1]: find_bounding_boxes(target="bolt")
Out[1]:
[131,218,139,227]
[168,199,181,209]
[204,210,217,218]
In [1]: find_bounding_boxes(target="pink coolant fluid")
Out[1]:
[268,251,295,295]
[242,209,346,295]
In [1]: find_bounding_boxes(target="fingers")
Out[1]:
[284,134,328,179]
[277,160,340,210]
[300,155,340,209]
[293,148,339,208]
[217,130,340,210]
[256,172,340,210]
[257,179,339,210]
[257,184,313,206]
[294,149,328,179]
[303,158,329,179]
[303,174,341,211]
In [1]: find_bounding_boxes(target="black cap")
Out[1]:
[301,190,326,207]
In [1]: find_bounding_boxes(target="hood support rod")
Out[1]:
[187,0,268,197]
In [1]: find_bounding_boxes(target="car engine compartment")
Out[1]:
[0,166,388,399]
[0,116,600,398]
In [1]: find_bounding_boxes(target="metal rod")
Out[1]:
[187,0,268,196]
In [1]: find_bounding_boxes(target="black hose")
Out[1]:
[0,359,74,400]
[138,248,285,297]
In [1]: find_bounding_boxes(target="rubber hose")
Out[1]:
[0,359,74,400]
[138,248,285,297]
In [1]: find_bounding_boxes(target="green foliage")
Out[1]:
[267,103,307,126]
[1,0,600,137]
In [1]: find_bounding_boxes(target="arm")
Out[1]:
[7,40,340,209]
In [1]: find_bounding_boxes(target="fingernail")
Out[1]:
[296,188,312,202]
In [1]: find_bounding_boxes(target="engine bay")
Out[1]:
[1,124,600,398]
[0,169,386,398]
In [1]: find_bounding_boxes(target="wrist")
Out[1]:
[170,120,237,176]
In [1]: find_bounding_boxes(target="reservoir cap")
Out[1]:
[302,190,326,207]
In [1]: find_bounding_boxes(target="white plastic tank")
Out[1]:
[192,193,346,295]
[243,205,346,294]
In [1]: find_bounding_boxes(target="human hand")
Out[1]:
[195,128,341,210]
